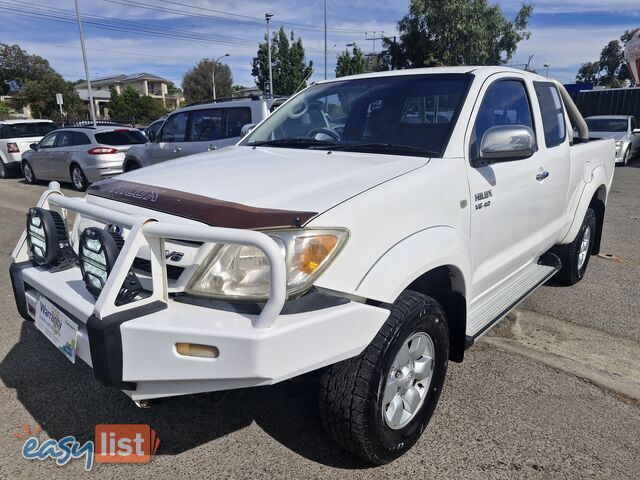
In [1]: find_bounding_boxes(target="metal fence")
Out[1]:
[49,113,139,128]
[570,87,640,118]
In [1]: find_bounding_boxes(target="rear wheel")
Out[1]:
[552,208,596,286]
[71,164,88,191]
[22,161,36,184]
[319,291,449,464]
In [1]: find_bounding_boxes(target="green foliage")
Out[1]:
[108,86,167,123]
[0,43,53,95]
[0,43,84,118]
[575,29,639,87]
[381,0,533,69]
[252,27,313,95]
[0,101,12,119]
[182,58,232,103]
[336,46,365,78]
[166,81,182,95]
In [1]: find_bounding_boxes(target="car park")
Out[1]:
[123,97,272,171]
[584,115,640,165]
[0,119,56,179]
[9,66,615,464]
[21,126,147,191]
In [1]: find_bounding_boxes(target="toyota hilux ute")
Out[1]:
[10,67,615,464]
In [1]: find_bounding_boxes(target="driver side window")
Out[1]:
[39,133,58,149]
[472,80,534,158]
[159,112,188,142]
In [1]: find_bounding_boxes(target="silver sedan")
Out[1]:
[21,126,147,190]
[584,115,640,166]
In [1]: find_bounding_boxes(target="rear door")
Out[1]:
[531,81,572,245]
[466,76,548,298]
[49,130,75,181]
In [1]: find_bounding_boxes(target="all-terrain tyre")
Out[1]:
[552,208,596,286]
[319,291,449,464]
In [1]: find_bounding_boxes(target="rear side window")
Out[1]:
[95,130,146,146]
[189,108,223,141]
[4,122,57,138]
[73,132,92,145]
[225,107,251,138]
[534,82,566,148]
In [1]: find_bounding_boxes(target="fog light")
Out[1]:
[25,207,76,270]
[175,343,219,358]
[79,227,142,304]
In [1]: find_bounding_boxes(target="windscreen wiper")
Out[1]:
[248,138,337,148]
[311,143,439,157]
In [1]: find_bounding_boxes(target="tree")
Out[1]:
[252,27,313,95]
[166,81,182,96]
[336,46,365,77]
[575,29,639,87]
[108,86,166,123]
[576,62,601,85]
[381,0,533,69]
[182,58,232,103]
[0,100,12,120]
[0,43,53,95]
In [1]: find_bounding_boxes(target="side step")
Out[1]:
[465,252,561,346]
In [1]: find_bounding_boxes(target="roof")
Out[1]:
[0,119,54,125]
[75,88,112,101]
[584,115,632,119]
[55,125,140,132]
[75,72,170,89]
[318,66,549,84]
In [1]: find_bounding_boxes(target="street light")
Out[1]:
[265,13,274,97]
[212,53,230,100]
[543,63,550,77]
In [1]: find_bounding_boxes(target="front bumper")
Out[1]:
[10,186,389,401]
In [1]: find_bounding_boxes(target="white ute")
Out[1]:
[10,67,615,464]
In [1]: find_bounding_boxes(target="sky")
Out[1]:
[1,0,638,90]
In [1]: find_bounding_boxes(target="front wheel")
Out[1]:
[622,147,630,166]
[0,161,8,179]
[319,291,449,464]
[22,161,36,184]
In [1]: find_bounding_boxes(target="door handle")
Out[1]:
[173,147,182,153]
[207,144,218,151]
[536,171,549,181]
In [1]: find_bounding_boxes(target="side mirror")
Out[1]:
[241,123,256,136]
[479,125,536,163]
[29,143,38,151]
[146,130,156,142]
[632,128,640,134]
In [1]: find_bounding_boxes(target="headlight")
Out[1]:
[25,207,76,271]
[79,227,142,304]
[186,229,348,301]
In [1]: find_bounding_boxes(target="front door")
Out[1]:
[148,111,189,164]
[466,77,548,299]
[30,132,58,179]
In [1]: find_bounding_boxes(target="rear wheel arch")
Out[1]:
[403,265,467,363]
[124,157,141,172]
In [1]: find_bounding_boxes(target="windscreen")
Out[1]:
[95,130,147,146]
[5,122,57,137]
[585,118,628,132]
[242,74,472,157]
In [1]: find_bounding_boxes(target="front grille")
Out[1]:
[132,258,184,280]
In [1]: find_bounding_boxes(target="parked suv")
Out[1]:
[123,98,271,171]
[584,115,640,165]
[0,119,56,178]
[10,67,615,464]
[21,126,147,191]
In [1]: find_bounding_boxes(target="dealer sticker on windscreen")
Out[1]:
[34,296,78,364]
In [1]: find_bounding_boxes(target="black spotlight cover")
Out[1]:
[25,207,76,270]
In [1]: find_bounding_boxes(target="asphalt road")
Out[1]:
[0,172,638,479]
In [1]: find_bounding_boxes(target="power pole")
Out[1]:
[265,13,274,97]
[324,0,328,80]
[74,0,96,126]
